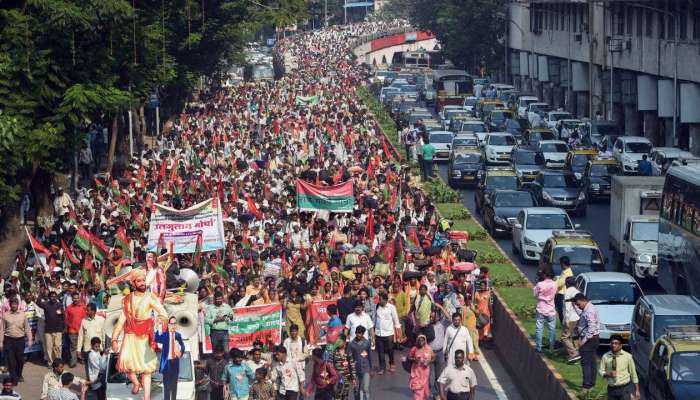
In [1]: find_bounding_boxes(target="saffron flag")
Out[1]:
[296,179,354,213]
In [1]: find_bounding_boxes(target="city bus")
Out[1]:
[658,165,700,296]
[433,69,474,112]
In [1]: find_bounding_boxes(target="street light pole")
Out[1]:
[325,0,328,27]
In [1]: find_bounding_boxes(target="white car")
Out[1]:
[526,102,551,127]
[463,96,478,112]
[459,120,487,135]
[612,136,654,174]
[517,96,539,118]
[483,133,516,164]
[648,147,696,176]
[545,111,573,130]
[537,140,570,169]
[575,272,643,344]
[428,131,455,161]
[512,207,578,262]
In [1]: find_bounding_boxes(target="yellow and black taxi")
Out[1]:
[486,108,516,132]
[581,158,622,200]
[511,147,544,185]
[564,148,599,179]
[475,99,505,118]
[522,127,556,148]
[447,148,483,187]
[646,326,700,400]
[474,166,518,216]
[538,230,606,275]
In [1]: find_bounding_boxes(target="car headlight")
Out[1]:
[542,192,553,201]
[494,215,507,225]
[452,170,461,177]
[524,236,537,246]
[578,191,586,200]
[638,254,653,263]
[591,183,600,189]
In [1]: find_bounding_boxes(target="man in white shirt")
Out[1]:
[282,324,307,371]
[86,337,106,400]
[562,276,581,363]
[76,304,105,370]
[442,313,474,367]
[374,293,400,374]
[438,350,477,400]
[345,301,375,346]
[53,187,74,217]
[271,346,307,399]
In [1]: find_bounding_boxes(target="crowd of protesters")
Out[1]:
[3,20,496,400]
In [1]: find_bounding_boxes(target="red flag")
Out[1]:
[366,209,375,249]
[247,195,262,220]
[61,239,80,265]
[383,139,392,160]
[230,181,238,206]
[170,161,178,182]
[217,175,224,204]
[159,159,167,179]
[332,166,344,184]
[26,228,51,256]
[281,252,289,276]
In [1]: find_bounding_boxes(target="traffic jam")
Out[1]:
[370,50,700,399]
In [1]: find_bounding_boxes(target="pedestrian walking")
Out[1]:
[437,350,477,400]
[429,308,450,398]
[223,348,255,400]
[638,154,652,176]
[374,292,400,374]
[206,346,228,400]
[311,347,338,400]
[421,137,436,181]
[348,325,372,400]
[271,346,307,400]
[250,367,275,400]
[442,312,474,367]
[533,270,557,352]
[555,256,573,326]
[38,291,65,366]
[64,292,86,368]
[331,336,357,400]
[0,298,32,384]
[574,293,601,397]
[409,334,435,400]
[76,303,105,378]
[86,337,107,400]
[599,335,640,400]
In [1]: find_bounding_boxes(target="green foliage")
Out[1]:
[405,0,506,72]
[422,179,460,203]
[356,86,399,149]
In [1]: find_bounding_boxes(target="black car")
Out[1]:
[526,170,587,216]
[511,148,544,185]
[447,151,483,187]
[474,168,519,215]
[483,190,536,237]
[581,160,622,200]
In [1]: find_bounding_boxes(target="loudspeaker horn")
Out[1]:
[172,309,198,339]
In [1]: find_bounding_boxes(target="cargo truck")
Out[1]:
[609,175,664,280]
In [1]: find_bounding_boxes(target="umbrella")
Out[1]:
[452,262,477,273]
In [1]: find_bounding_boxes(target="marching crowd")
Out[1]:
[3,19,492,400]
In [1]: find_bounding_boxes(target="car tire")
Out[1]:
[519,243,527,264]
[511,240,518,254]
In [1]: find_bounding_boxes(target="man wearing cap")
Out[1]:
[53,187,74,217]
[108,268,169,400]
[0,298,32,384]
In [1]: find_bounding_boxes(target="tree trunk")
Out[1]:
[107,115,119,173]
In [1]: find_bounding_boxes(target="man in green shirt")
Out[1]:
[598,334,640,400]
[421,137,436,181]
[206,292,233,356]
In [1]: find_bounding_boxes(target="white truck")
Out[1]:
[609,176,664,280]
[105,292,200,400]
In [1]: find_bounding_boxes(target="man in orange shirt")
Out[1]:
[64,292,87,368]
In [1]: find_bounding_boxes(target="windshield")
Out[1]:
[543,174,579,188]
[485,176,518,190]
[590,164,621,176]
[488,135,516,146]
[453,138,478,147]
[541,143,569,153]
[446,110,469,119]
[454,153,481,165]
[520,98,537,107]
[654,316,700,341]
[552,246,603,266]
[586,282,641,305]
[530,104,550,113]
[592,124,620,137]
[495,192,533,207]
[109,352,193,383]
[514,152,538,165]
[491,112,512,122]
[430,133,453,143]
[671,352,700,383]
[625,142,652,153]
[464,98,477,107]
[572,154,591,167]
[551,113,572,121]
[526,213,572,229]
[461,122,485,132]
[530,131,555,141]
[631,221,659,241]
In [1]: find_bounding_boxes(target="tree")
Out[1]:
[398,0,506,74]
[0,0,307,223]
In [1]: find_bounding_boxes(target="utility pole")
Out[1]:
[325,0,328,27]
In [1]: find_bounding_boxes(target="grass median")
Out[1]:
[357,85,607,398]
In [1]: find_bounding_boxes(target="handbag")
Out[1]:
[476,312,490,329]
[401,356,413,373]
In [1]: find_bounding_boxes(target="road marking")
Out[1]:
[478,353,509,400]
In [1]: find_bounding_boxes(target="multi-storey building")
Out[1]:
[506,0,700,153]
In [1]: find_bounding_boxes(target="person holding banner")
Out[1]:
[206,291,233,354]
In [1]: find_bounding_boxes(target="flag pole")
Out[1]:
[25,226,48,287]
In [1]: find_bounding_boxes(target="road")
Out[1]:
[437,163,611,283]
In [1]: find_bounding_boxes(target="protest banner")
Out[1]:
[311,300,337,345]
[296,179,354,213]
[147,198,225,254]
[228,303,283,350]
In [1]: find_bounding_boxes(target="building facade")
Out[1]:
[506,0,700,154]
